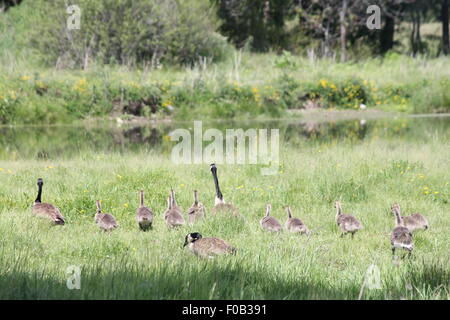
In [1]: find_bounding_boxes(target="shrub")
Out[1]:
[30,0,232,68]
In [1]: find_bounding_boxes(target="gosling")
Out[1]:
[391,203,428,232]
[187,190,205,225]
[285,206,309,235]
[334,201,363,239]
[164,190,185,228]
[391,204,414,258]
[95,200,118,232]
[260,204,282,232]
[136,190,154,231]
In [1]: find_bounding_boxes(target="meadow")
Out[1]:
[0,117,448,300]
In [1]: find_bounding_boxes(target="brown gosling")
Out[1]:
[136,190,154,231]
[32,178,65,225]
[260,204,282,232]
[285,206,309,235]
[391,205,414,258]
[183,232,236,258]
[210,164,238,216]
[164,190,185,228]
[334,201,363,239]
[187,190,205,225]
[95,200,118,232]
[391,203,429,232]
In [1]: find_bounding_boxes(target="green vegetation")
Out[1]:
[1,54,449,124]
[1,1,450,124]
[0,120,448,299]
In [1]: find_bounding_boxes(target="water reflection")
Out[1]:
[0,116,448,160]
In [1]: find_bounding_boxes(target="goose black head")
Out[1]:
[37,178,43,186]
[183,232,203,247]
[210,163,217,173]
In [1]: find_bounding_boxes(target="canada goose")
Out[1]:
[260,204,282,232]
[285,206,309,235]
[334,201,363,239]
[183,232,236,258]
[187,190,205,225]
[391,205,414,258]
[164,190,185,228]
[95,200,118,232]
[32,178,65,225]
[391,203,428,232]
[210,164,238,215]
[136,190,154,231]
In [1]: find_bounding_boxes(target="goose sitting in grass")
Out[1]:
[210,164,238,216]
[391,203,428,232]
[260,204,282,232]
[32,178,65,225]
[183,232,236,258]
[391,204,414,258]
[334,201,363,239]
[285,206,309,235]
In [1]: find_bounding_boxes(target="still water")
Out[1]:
[0,115,449,160]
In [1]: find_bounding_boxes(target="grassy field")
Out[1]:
[0,126,448,299]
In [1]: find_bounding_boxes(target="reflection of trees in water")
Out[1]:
[283,119,374,144]
[0,117,449,159]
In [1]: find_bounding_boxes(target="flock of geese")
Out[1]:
[31,164,429,259]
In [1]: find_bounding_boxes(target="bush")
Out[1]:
[30,0,232,68]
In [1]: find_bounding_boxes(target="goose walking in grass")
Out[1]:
[260,204,282,232]
[183,232,236,258]
[210,164,238,215]
[391,205,414,258]
[95,200,118,232]
[391,203,428,232]
[136,190,154,231]
[187,190,205,225]
[32,178,65,225]
[285,206,309,235]
[334,201,363,239]
[164,190,185,228]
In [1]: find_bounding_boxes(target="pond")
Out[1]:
[0,114,449,160]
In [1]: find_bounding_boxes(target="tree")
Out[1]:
[214,0,292,51]
[443,0,449,54]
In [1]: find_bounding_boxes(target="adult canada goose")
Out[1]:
[32,178,65,225]
[187,190,205,225]
[285,206,309,235]
[136,190,154,231]
[95,200,118,232]
[183,232,236,258]
[260,204,282,232]
[210,164,238,215]
[391,205,414,258]
[391,203,428,232]
[334,201,363,239]
[164,190,185,228]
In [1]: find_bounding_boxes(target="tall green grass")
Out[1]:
[0,136,448,299]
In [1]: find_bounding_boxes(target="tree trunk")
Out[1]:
[339,0,348,62]
[380,15,395,54]
[443,0,449,55]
